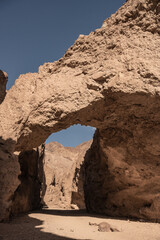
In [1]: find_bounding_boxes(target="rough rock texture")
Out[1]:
[0,0,160,221]
[11,145,45,216]
[0,0,159,151]
[0,71,20,221]
[84,129,160,221]
[0,70,8,103]
[43,140,92,209]
[0,139,20,221]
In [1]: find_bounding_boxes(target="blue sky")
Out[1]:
[0,0,125,147]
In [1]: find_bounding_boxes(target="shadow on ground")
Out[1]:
[35,208,143,222]
[38,209,90,217]
[0,209,160,240]
[0,212,90,240]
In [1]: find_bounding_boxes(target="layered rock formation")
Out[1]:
[0,0,160,221]
[43,140,92,209]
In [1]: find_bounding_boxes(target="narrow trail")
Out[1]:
[0,209,160,240]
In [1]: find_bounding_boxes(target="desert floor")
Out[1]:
[0,209,160,240]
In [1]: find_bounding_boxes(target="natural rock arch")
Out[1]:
[0,0,160,221]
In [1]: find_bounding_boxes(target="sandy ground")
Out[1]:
[0,209,160,240]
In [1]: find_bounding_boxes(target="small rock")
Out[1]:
[98,222,112,232]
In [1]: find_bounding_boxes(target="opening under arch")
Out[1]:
[45,124,96,147]
[42,124,96,210]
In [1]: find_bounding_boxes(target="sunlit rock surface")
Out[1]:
[43,141,92,210]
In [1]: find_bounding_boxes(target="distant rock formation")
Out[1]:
[0,0,160,221]
[43,141,92,209]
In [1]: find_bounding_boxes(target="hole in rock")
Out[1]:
[45,124,96,147]
[41,124,96,210]
[11,124,96,217]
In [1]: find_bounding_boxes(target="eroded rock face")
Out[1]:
[0,0,160,221]
[0,72,20,221]
[11,145,45,216]
[84,129,160,221]
[0,139,20,221]
[0,0,159,151]
[43,140,92,209]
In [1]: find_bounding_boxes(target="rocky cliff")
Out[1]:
[84,129,160,221]
[0,0,160,221]
[9,140,91,218]
[10,145,45,216]
[0,0,159,151]
[43,140,92,209]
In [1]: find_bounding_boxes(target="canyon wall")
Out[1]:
[84,129,160,221]
[43,141,92,209]
[11,145,45,216]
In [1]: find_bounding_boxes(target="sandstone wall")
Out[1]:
[11,145,45,216]
[0,139,20,221]
[43,141,92,210]
[0,73,21,221]
[84,129,160,221]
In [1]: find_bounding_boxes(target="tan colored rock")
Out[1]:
[0,139,20,221]
[0,0,159,151]
[0,0,160,221]
[84,129,160,221]
[43,140,92,209]
[0,71,19,221]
